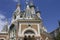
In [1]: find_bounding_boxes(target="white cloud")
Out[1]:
[0,14,6,32]
[0,10,12,32]
[0,14,5,19]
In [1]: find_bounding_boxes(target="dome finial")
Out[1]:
[25,0,29,5]
[29,0,35,8]
[30,0,33,5]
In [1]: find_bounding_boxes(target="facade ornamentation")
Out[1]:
[0,0,55,40]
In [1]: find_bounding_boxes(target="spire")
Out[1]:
[13,0,21,20]
[15,0,21,15]
[25,0,29,5]
[36,7,41,19]
[25,0,29,9]
[17,0,20,7]
[29,0,35,8]
[29,0,35,15]
[25,0,30,9]
[25,0,32,18]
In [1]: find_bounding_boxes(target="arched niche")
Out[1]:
[24,30,35,34]
[22,28,37,35]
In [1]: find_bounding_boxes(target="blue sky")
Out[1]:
[0,0,60,32]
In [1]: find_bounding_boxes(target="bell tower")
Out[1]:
[17,0,43,40]
[9,0,48,40]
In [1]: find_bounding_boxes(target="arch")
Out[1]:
[24,30,35,34]
[22,28,37,35]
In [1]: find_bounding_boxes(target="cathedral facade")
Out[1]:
[0,0,53,40]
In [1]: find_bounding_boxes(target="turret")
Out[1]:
[13,0,21,20]
[25,0,31,19]
[29,0,35,14]
[36,7,41,19]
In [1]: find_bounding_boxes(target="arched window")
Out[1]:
[24,30,35,34]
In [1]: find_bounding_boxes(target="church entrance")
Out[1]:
[23,35,36,40]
